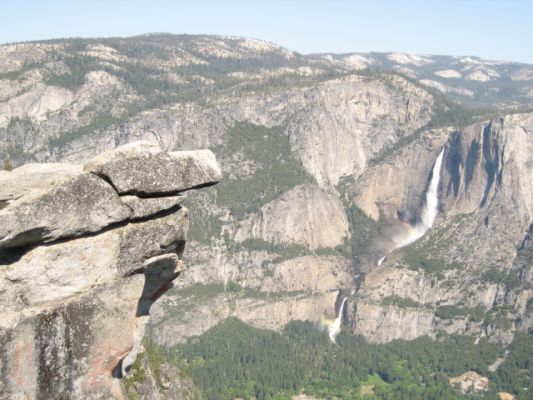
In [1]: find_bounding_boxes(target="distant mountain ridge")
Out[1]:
[316,50,533,106]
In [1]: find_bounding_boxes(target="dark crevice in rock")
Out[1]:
[349,302,358,331]
[112,359,124,379]
[119,180,219,198]
[479,121,501,208]
[464,138,479,193]
[2,204,185,261]
[445,132,463,198]
[120,196,184,222]
[496,167,504,188]
[128,203,184,224]
[0,246,26,264]
[496,143,505,189]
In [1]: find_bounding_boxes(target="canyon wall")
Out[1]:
[348,114,533,343]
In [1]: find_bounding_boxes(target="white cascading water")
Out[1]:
[419,148,445,230]
[328,297,347,343]
[389,148,445,251]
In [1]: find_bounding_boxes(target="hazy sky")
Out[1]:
[1,0,532,63]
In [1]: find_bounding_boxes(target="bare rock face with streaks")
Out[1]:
[235,184,349,250]
[0,141,220,399]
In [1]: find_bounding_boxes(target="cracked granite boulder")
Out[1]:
[0,171,132,248]
[84,141,222,195]
[0,141,220,399]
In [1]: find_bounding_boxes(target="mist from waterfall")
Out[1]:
[328,297,347,343]
[389,148,445,252]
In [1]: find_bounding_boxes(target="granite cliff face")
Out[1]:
[0,142,221,399]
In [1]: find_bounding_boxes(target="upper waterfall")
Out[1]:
[388,147,445,252]
[420,148,445,230]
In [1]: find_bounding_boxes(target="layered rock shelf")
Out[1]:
[0,141,221,399]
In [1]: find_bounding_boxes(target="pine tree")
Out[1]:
[3,156,12,171]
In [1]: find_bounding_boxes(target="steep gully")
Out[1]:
[329,147,445,341]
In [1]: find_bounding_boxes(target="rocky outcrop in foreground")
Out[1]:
[0,141,221,399]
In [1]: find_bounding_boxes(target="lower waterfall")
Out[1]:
[328,297,347,343]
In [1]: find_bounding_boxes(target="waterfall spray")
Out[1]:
[328,297,347,343]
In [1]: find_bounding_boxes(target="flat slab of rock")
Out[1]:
[0,171,131,248]
[121,195,183,220]
[84,141,222,195]
[0,163,82,202]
